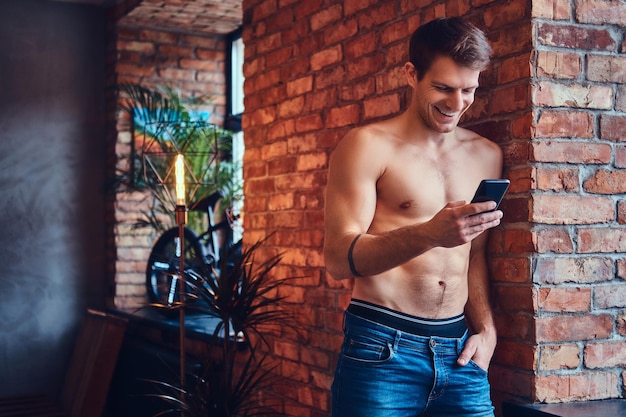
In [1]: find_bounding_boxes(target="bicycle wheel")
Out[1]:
[146,227,205,306]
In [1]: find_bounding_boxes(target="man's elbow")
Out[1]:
[323,246,351,280]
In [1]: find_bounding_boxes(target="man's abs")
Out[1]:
[350,247,470,319]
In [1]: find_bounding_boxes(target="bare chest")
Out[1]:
[373,148,486,225]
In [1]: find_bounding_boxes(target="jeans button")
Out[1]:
[429,339,436,348]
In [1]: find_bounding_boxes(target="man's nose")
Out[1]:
[447,90,464,111]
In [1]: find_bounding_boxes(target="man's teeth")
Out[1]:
[436,107,454,117]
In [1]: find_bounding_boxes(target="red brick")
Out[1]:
[503,228,536,253]
[310,44,342,71]
[532,0,571,19]
[345,31,378,59]
[326,104,360,128]
[343,0,380,15]
[296,152,327,171]
[536,314,613,343]
[252,0,278,21]
[490,257,532,283]
[578,228,626,253]
[539,344,580,371]
[309,4,342,31]
[535,372,620,402]
[498,54,532,84]
[532,142,611,164]
[491,84,530,114]
[489,22,533,58]
[380,20,409,46]
[340,78,375,101]
[295,114,323,133]
[494,285,535,312]
[585,341,626,368]
[532,195,614,224]
[490,366,534,399]
[278,96,305,118]
[536,51,582,79]
[575,0,626,25]
[583,170,626,194]
[537,22,617,51]
[117,39,155,54]
[494,312,535,340]
[619,200,626,224]
[617,85,626,112]
[536,166,579,192]
[594,285,626,309]
[588,54,626,83]
[600,114,626,141]
[538,287,591,312]
[363,93,400,119]
[347,54,385,80]
[536,227,574,254]
[494,340,536,369]
[483,1,528,29]
[265,45,294,68]
[323,18,358,45]
[287,75,313,97]
[535,82,613,109]
[315,68,345,92]
[534,257,613,284]
[618,311,626,335]
[534,110,594,138]
[616,146,626,168]
[307,88,338,112]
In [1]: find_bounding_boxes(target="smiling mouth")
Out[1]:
[435,106,456,118]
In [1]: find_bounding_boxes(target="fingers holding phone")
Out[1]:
[470,179,509,215]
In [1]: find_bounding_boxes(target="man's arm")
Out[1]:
[457,231,497,369]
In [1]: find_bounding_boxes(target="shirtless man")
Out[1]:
[324,17,503,417]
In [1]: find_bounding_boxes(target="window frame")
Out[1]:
[225,26,243,132]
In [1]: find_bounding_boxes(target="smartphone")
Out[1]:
[470,179,510,211]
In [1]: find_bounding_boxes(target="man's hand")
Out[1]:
[425,201,503,248]
[457,331,497,370]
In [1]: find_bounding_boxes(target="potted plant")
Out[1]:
[147,236,299,417]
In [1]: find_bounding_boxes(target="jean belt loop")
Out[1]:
[393,330,401,352]
[457,330,468,353]
[342,311,347,333]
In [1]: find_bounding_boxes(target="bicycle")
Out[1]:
[145,191,242,308]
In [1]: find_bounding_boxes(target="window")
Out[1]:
[225,27,244,132]
[226,27,244,242]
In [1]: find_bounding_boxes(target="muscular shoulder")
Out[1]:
[457,127,503,165]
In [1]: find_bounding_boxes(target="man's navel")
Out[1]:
[399,200,414,210]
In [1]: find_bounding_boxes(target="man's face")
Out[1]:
[408,55,481,134]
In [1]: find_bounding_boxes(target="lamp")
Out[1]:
[174,153,187,393]
[140,121,220,408]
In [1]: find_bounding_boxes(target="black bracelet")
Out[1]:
[347,234,363,277]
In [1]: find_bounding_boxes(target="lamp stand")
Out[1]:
[175,204,187,414]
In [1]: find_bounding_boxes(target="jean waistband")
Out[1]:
[347,299,468,338]
[344,309,468,353]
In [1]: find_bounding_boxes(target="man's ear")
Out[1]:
[404,62,418,86]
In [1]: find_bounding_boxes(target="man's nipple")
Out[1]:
[399,200,413,209]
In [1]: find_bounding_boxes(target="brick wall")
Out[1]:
[110,7,228,308]
[490,0,626,405]
[107,0,626,414]
[239,0,626,414]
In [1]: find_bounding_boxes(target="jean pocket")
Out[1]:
[342,334,393,363]
[467,358,489,374]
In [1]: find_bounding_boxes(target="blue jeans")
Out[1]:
[332,311,495,417]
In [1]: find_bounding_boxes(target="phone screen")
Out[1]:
[471,179,510,210]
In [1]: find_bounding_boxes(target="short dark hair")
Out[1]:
[409,17,492,80]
